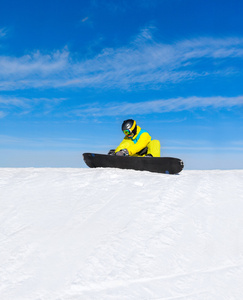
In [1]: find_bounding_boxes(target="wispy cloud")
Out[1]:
[0,134,87,150]
[0,27,8,38]
[0,95,28,108]
[1,94,243,119]
[0,30,243,91]
[81,17,89,23]
[0,49,69,77]
[0,111,6,118]
[0,95,66,117]
[71,95,243,117]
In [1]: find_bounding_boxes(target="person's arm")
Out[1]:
[115,137,131,153]
[126,132,151,155]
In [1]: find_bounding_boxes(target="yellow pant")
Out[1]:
[116,139,160,157]
[147,140,160,157]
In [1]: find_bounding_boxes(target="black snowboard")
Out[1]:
[83,153,184,174]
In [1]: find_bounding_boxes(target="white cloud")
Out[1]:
[0,95,66,117]
[0,31,243,90]
[0,95,31,108]
[0,111,6,118]
[81,17,89,23]
[0,135,85,149]
[71,95,243,117]
[1,93,243,119]
[0,49,69,77]
[0,27,8,38]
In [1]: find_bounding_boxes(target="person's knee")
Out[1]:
[148,140,160,157]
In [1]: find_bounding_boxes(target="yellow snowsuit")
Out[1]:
[115,126,160,157]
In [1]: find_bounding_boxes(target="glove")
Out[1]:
[108,149,116,155]
[115,149,129,156]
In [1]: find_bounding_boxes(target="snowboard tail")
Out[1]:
[83,153,184,174]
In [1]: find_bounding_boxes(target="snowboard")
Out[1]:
[83,153,184,174]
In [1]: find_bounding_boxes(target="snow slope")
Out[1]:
[0,168,243,300]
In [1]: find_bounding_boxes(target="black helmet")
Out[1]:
[122,119,137,137]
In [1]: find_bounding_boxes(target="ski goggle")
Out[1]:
[123,129,132,135]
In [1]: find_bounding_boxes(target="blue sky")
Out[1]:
[0,0,243,169]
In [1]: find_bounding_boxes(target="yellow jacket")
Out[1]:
[115,126,151,156]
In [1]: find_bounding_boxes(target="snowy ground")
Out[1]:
[0,167,243,300]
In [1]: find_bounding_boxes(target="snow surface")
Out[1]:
[0,167,243,300]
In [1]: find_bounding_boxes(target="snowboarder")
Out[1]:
[108,119,160,157]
